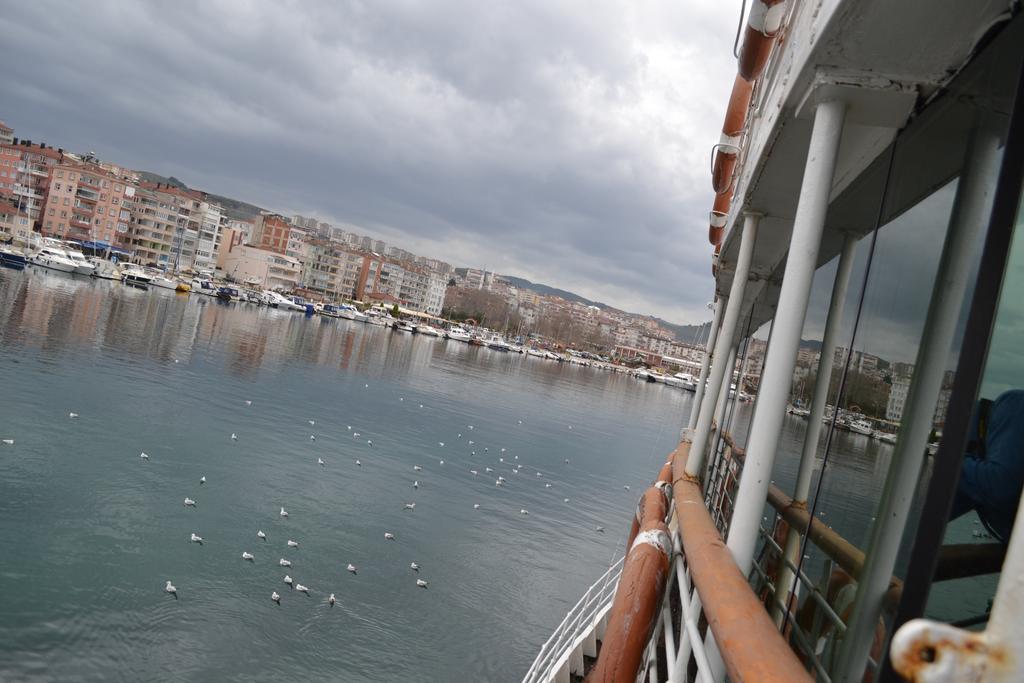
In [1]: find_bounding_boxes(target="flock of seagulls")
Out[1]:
[113,393,614,615]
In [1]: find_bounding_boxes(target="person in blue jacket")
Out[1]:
[950,389,1024,543]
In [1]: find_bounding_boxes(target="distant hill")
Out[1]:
[494,274,710,343]
[136,170,266,221]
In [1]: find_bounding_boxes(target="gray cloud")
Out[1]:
[0,0,737,323]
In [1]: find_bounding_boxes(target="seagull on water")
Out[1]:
[485,467,493,473]
[355,460,362,466]
[384,532,396,540]
[308,420,315,426]
[284,575,293,587]
[190,533,203,545]
[184,497,196,507]
[468,440,474,445]
[242,551,254,561]
[140,452,149,460]
[404,503,416,510]
[410,562,419,571]
[520,509,529,515]
[295,584,310,595]
[438,442,444,447]
[501,448,506,453]
[596,526,605,533]
[545,483,552,488]
[484,447,489,452]
[279,558,292,567]
[1,439,13,445]
[245,400,252,406]
[280,507,289,518]
[518,420,523,425]
[347,564,357,575]
[564,498,570,503]
[310,434,316,441]
[69,412,79,419]
[413,465,422,471]
[199,476,206,485]
[287,539,299,548]
[353,432,361,438]
[257,530,267,540]
[419,404,423,408]
[439,460,445,465]
[272,591,281,604]
[468,425,474,430]
[471,451,476,455]
[416,579,428,588]
[329,593,336,607]
[495,479,503,487]
[565,458,570,464]
[347,425,352,431]
[165,580,177,598]
[231,433,237,440]
[367,440,373,446]
[318,457,325,466]
[473,504,480,509]
[413,480,419,489]
[470,470,478,476]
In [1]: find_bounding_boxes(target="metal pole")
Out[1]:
[834,121,1000,683]
[725,97,847,573]
[688,299,724,430]
[771,232,857,623]
[714,342,738,437]
[685,212,759,477]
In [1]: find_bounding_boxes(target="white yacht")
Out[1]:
[417,324,443,337]
[263,290,304,310]
[121,267,153,288]
[62,245,96,276]
[88,258,122,280]
[446,325,472,342]
[848,419,875,436]
[29,246,78,273]
[147,272,180,290]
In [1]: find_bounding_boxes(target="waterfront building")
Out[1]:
[40,159,135,247]
[128,183,205,269]
[0,120,13,145]
[0,140,63,226]
[217,241,300,290]
[251,212,292,254]
[0,205,32,243]
[193,198,227,273]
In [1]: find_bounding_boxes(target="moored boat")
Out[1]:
[0,245,28,269]
[29,246,78,273]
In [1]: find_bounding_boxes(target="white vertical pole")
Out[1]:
[685,213,759,477]
[714,343,738,435]
[772,232,857,622]
[724,97,847,573]
[835,122,1000,683]
[688,299,725,430]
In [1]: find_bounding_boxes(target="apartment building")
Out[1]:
[39,159,135,246]
[0,121,13,145]
[252,213,292,253]
[218,240,301,290]
[357,255,447,315]
[0,141,63,226]
[193,199,227,273]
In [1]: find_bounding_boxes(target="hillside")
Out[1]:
[496,274,711,343]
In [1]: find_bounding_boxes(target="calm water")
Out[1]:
[0,267,989,682]
[0,267,690,682]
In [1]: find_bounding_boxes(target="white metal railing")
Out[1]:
[522,556,624,683]
[639,530,716,683]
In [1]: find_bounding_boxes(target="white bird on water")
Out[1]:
[245,400,252,406]
[280,507,289,518]
[287,539,299,548]
[468,440,474,445]
[413,481,419,489]
[2,439,13,445]
[367,440,373,446]
[69,412,79,419]
[199,476,206,485]
[416,579,429,588]
[384,532,396,540]
[329,593,336,607]
[623,485,630,491]
[231,433,237,441]
[596,526,605,533]
[295,584,310,595]
[242,551,254,561]
[545,483,552,488]
[413,465,422,471]
[308,420,315,426]
[438,442,444,447]
[347,425,352,431]
[190,533,203,545]
[495,479,503,487]
[485,467,493,473]
[257,530,267,541]
[140,452,149,460]
[353,432,361,438]
[165,580,177,598]
[355,460,362,466]
[473,504,480,509]
[404,503,416,510]
[279,558,292,567]
[470,469,478,476]
[347,564,357,574]
[283,575,293,587]
[564,498,570,503]
[318,457,325,466]
[184,497,196,507]
[272,591,281,604]
[439,460,445,465]
[310,434,316,441]
[520,509,529,515]
[501,448,506,453]
[468,425,474,430]
[410,562,419,571]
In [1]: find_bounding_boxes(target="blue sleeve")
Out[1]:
[953,390,1024,538]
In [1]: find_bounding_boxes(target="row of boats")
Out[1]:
[786,405,899,444]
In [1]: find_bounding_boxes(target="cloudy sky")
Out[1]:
[2,0,737,324]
